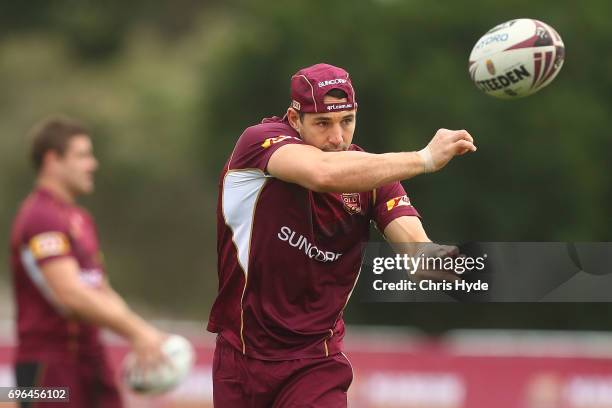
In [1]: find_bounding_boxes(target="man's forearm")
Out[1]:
[318,151,425,192]
[63,286,151,341]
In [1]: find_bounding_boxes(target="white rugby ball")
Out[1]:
[469,18,565,99]
[123,334,195,394]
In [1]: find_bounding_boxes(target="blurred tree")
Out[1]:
[198,0,612,242]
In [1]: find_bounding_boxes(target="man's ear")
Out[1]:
[286,108,300,132]
[42,150,60,170]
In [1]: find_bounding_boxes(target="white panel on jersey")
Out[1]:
[20,247,67,314]
[222,170,269,276]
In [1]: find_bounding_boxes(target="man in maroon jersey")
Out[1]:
[208,63,477,407]
[9,117,168,408]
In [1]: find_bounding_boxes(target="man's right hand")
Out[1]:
[411,243,463,283]
[40,257,172,374]
[130,326,169,373]
[419,128,477,172]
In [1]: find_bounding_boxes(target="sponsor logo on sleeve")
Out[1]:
[261,135,299,149]
[341,193,362,215]
[386,195,411,211]
[80,268,104,288]
[29,232,71,260]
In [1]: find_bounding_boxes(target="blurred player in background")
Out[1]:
[208,63,477,407]
[9,116,168,408]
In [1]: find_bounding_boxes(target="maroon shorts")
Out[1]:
[213,335,353,407]
[14,352,122,408]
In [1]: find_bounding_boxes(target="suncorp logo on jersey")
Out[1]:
[277,226,342,262]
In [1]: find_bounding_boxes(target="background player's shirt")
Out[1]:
[10,188,106,360]
[208,116,420,360]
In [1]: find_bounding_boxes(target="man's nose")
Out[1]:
[328,125,343,146]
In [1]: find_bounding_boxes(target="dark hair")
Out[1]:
[298,88,349,122]
[29,116,89,172]
[326,88,348,99]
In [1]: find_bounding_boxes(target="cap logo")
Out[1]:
[318,78,347,88]
[327,103,353,111]
[292,100,301,110]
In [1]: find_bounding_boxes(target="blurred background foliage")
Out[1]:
[1,0,611,332]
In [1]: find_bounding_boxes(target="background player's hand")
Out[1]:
[420,129,476,172]
[130,326,169,373]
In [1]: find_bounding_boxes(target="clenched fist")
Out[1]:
[418,129,477,172]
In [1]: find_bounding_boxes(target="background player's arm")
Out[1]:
[99,276,129,309]
[383,216,461,282]
[267,129,476,193]
[40,257,165,366]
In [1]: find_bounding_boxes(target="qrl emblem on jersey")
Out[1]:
[386,195,411,211]
[29,232,71,260]
[341,193,362,215]
[261,135,294,149]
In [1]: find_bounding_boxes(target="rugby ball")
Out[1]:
[468,18,565,99]
[123,334,195,394]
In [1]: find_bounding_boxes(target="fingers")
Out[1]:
[420,244,459,258]
[435,128,474,144]
[132,332,170,373]
[426,128,476,172]
[440,245,460,257]
[454,140,477,154]
[431,245,458,258]
[412,244,463,281]
[134,350,170,376]
[134,351,158,372]
[432,129,476,155]
[414,268,462,283]
[451,129,474,144]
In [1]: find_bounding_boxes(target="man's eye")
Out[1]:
[342,118,353,125]
[317,122,327,127]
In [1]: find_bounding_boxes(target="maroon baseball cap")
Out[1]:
[290,63,357,113]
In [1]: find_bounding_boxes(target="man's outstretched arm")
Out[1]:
[267,129,476,193]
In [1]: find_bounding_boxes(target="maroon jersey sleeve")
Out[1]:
[372,182,421,232]
[23,208,74,266]
[228,123,304,171]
